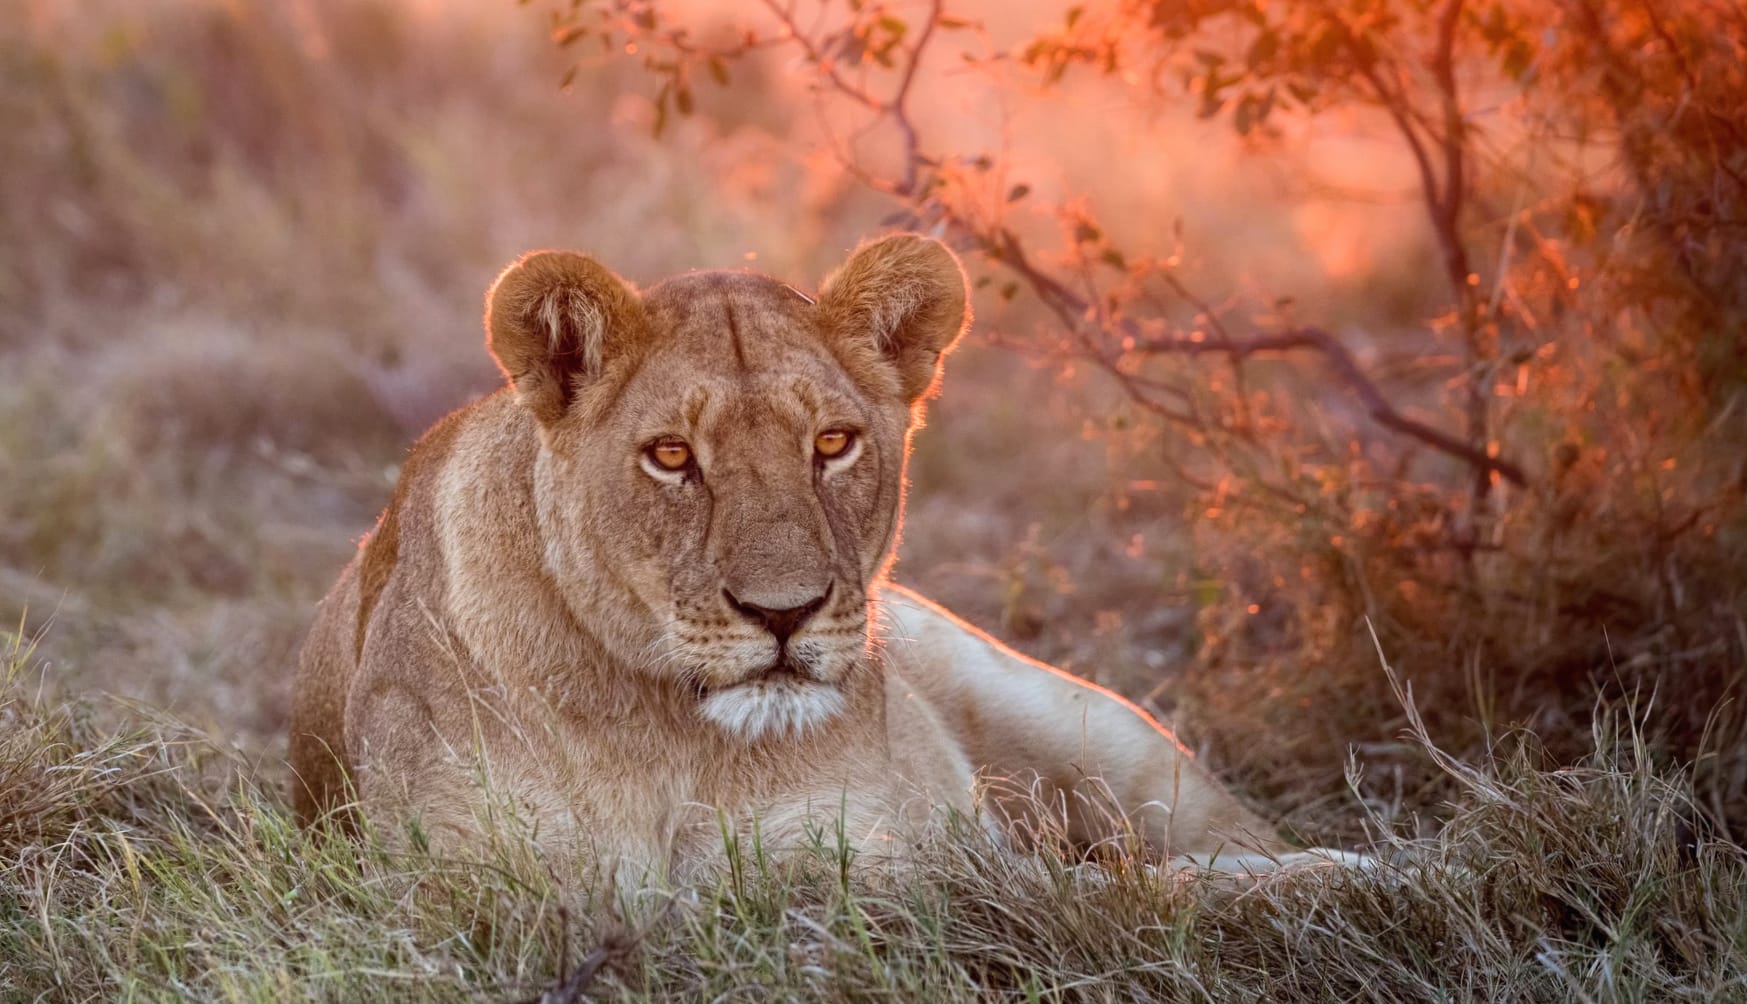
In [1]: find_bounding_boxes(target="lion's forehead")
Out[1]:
[642,270,817,352]
[625,271,871,436]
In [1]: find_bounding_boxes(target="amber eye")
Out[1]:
[815,429,855,459]
[647,437,692,471]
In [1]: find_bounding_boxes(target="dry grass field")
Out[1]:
[2,1,1743,999]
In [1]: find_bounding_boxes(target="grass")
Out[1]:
[3,629,1744,1001]
[3,1,1745,998]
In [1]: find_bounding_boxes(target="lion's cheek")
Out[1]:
[785,635,862,685]
[820,472,888,586]
[535,476,691,664]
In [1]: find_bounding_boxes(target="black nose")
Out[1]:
[724,585,831,644]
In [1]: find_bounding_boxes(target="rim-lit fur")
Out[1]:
[289,236,1340,889]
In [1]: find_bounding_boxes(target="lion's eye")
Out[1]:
[815,429,855,459]
[647,437,693,471]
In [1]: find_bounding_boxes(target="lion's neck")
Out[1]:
[431,399,626,685]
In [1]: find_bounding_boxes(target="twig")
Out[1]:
[533,946,610,1004]
[592,3,1531,490]
[1137,327,1525,486]
[888,0,945,195]
[512,892,685,1004]
[757,0,936,198]
[757,0,884,113]
[990,229,1527,486]
[1347,1,1495,506]
[1428,0,1497,510]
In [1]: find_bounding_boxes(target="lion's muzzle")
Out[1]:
[723,583,830,647]
[689,584,855,740]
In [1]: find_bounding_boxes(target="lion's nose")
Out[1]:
[723,584,831,645]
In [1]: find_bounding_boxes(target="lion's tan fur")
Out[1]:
[290,236,1299,887]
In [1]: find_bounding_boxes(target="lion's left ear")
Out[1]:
[816,235,970,404]
[485,251,647,425]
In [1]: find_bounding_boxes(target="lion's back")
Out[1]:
[289,557,362,826]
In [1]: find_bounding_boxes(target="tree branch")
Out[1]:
[888,0,944,196]
[989,229,1527,487]
[1135,326,1524,486]
[586,3,1531,492]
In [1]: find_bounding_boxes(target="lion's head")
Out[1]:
[482,236,968,741]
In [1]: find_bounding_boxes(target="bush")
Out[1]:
[568,0,1747,839]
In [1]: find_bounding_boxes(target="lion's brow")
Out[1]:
[724,296,750,373]
[683,386,711,429]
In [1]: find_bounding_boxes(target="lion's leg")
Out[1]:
[339,600,682,893]
[877,584,1285,858]
[346,679,682,895]
[1174,847,1378,873]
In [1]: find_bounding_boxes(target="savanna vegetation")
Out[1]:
[2,0,1743,999]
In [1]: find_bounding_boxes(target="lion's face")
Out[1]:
[484,238,968,742]
[539,274,910,740]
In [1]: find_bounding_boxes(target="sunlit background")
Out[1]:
[3,0,1743,840]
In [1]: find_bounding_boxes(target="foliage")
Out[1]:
[1,0,1743,993]
[548,0,1747,837]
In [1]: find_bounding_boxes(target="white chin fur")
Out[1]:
[698,683,846,741]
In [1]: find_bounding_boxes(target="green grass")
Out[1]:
[4,629,1742,1002]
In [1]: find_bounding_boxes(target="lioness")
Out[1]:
[290,235,1338,886]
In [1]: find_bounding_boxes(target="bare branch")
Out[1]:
[989,229,1527,487]
[1432,0,1467,250]
[594,3,1529,492]
[888,0,943,195]
[757,0,884,112]
[1134,326,1525,487]
[757,0,939,197]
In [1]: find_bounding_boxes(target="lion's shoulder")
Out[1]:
[353,390,517,659]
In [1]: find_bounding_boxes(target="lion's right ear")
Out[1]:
[815,234,970,405]
[485,251,646,425]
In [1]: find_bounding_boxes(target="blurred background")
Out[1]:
[3,0,1742,842]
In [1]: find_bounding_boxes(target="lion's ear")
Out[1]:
[485,251,645,424]
[816,235,970,404]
